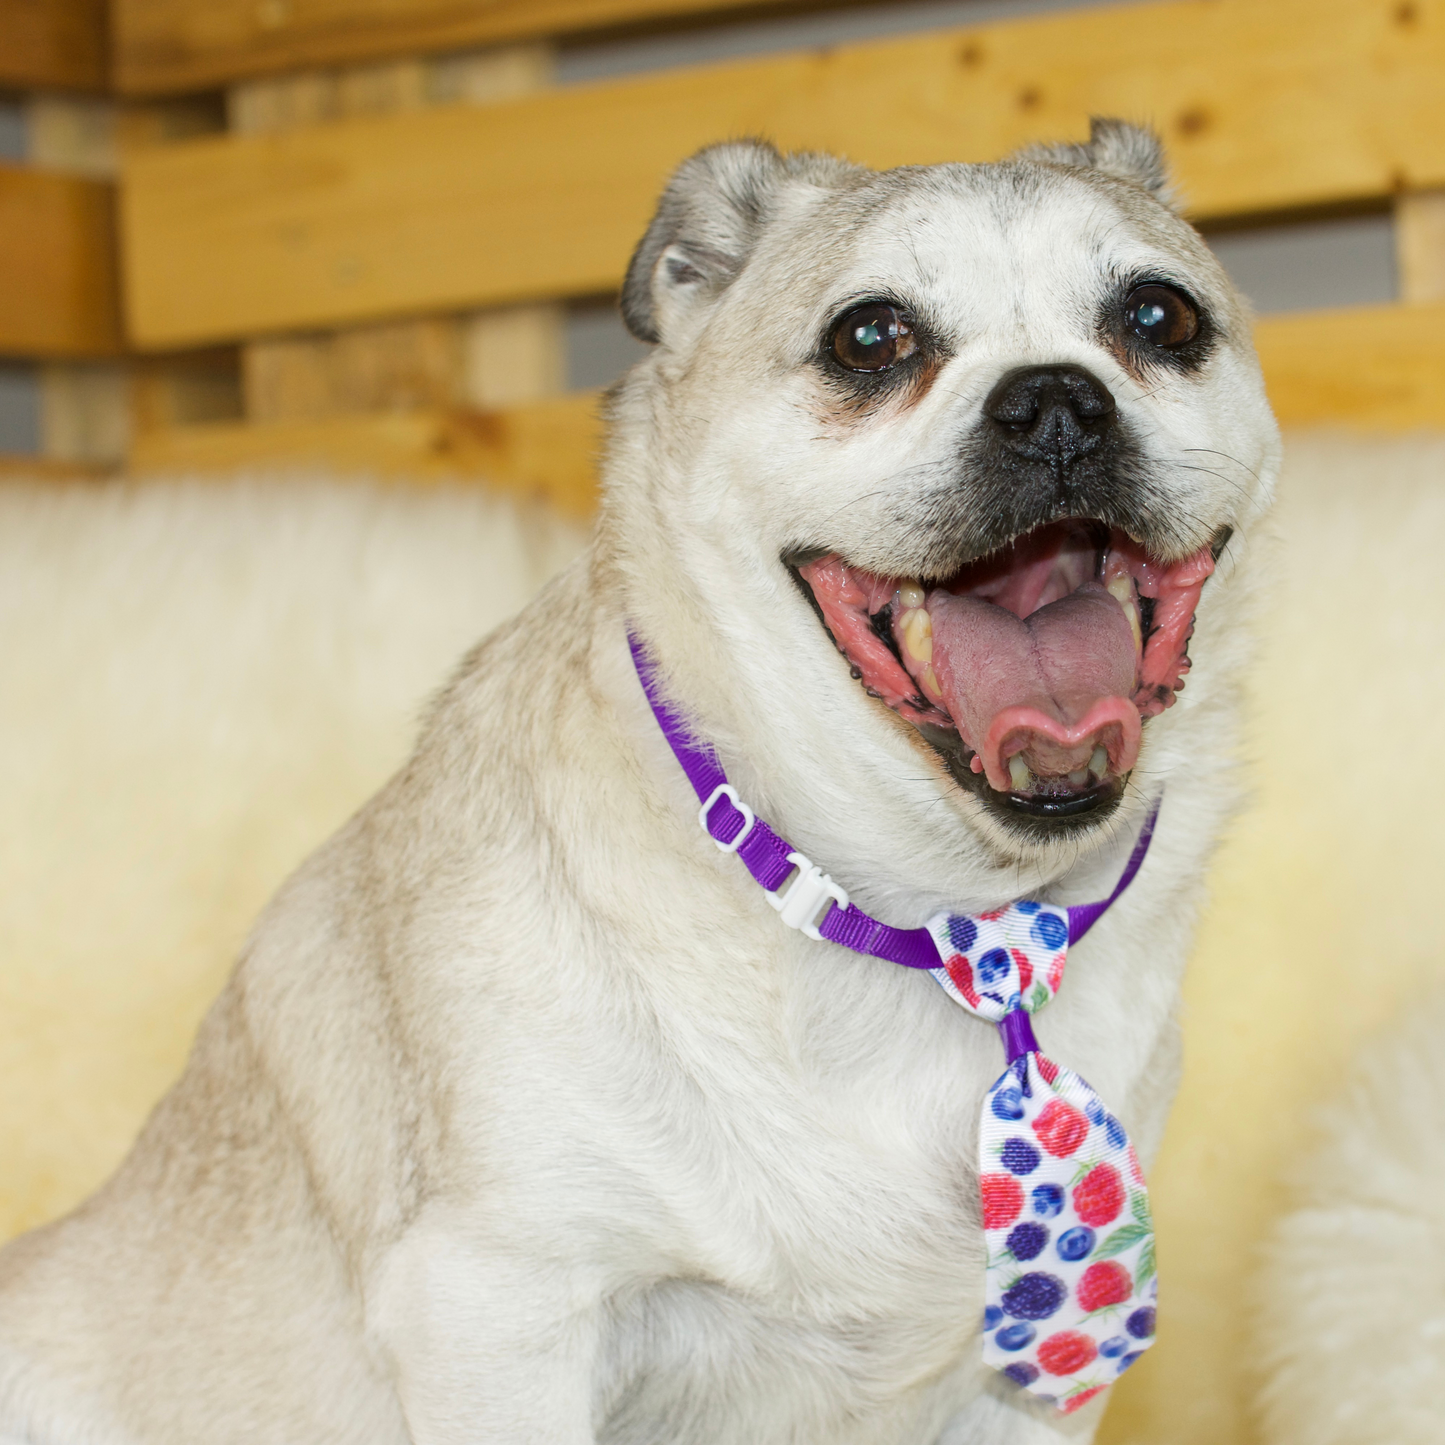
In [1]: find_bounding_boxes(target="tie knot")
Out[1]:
[926,901,1071,1023]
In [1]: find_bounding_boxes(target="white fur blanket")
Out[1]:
[2,436,1444,1445]
[1254,991,1445,1445]
[0,477,585,1237]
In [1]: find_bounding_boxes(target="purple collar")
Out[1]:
[628,633,1158,970]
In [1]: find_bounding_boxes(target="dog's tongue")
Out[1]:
[928,582,1141,791]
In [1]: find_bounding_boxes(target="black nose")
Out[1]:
[984,365,1116,469]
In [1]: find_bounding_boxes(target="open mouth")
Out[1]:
[791,519,1222,828]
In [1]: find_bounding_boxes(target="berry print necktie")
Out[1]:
[925,905,1157,1413]
[628,632,1159,1413]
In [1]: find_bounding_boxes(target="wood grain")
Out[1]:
[0,166,123,357]
[112,0,808,96]
[1397,190,1445,303]
[121,0,1445,348]
[0,0,107,92]
[1255,301,1445,430]
[128,393,604,515]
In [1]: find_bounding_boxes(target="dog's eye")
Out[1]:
[1124,284,1199,349]
[831,304,915,372]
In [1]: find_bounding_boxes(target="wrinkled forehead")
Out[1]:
[791,164,1219,327]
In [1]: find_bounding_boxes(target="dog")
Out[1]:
[0,121,1277,1443]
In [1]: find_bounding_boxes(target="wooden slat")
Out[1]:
[0,166,123,358]
[120,0,1445,349]
[1398,190,1445,302]
[0,0,107,92]
[128,392,604,515]
[113,0,808,96]
[1256,301,1445,430]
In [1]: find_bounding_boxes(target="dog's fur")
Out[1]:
[0,126,1277,1443]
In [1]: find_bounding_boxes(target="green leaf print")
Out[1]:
[1135,1237,1157,1288]
[1092,1223,1149,1259]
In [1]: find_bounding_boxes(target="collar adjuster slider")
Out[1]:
[699,783,756,853]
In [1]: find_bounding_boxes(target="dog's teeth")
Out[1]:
[900,607,932,663]
[1008,756,1032,792]
[920,664,940,696]
[1068,768,1089,786]
[1107,573,1143,651]
[1089,746,1108,779]
[898,581,926,609]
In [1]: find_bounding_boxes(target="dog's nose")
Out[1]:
[984,365,1116,469]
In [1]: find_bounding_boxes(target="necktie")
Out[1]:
[925,904,1157,1412]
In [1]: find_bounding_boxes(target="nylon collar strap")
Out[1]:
[628,632,1157,970]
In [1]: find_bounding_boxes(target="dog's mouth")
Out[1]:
[789,519,1223,829]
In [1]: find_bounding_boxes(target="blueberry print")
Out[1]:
[983,1305,1004,1331]
[1030,911,1068,950]
[947,916,978,952]
[1056,1227,1095,1262]
[1098,1336,1130,1358]
[995,1323,1037,1352]
[977,948,1011,985]
[1003,1362,1040,1387]
[1000,1138,1041,1176]
[1126,1307,1156,1339]
[1031,1183,1065,1218]
[1105,1114,1128,1150]
[1117,1351,1144,1374]
[992,1088,1025,1122]
[1001,1273,1066,1320]
[1085,1099,1106,1126]
[1007,1222,1048,1262]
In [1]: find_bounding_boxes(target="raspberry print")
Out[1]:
[1126,1306,1156,1339]
[1037,1331,1098,1376]
[1076,1260,1132,1312]
[1072,1162,1124,1226]
[1010,947,1033,992]
[1046,953,1066,993]
[1003,1362,1040,1388]
[1001,1272,1066,1320]
[1061,1385,1108,1415]
[1030,1183,1065,1218]
[995,1322,1036,1351]
[981,1174,1024,1229]
[1055,1226,1095,1262]
[1000,1138,1041,1175]
[1006,1222,1048,1261]
[944,955,979,1007]
[1032,1099,1089,1157]
[1036,1054,1059,1084]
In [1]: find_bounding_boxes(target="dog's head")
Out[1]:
[605,124,1277,890]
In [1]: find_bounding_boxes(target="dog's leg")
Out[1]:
[372,1226,602,1444]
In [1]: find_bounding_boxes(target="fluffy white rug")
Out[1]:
[1254,991,1445,1445]
[0,475,586,1238]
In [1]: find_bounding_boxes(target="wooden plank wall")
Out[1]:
[4,0,1444,499]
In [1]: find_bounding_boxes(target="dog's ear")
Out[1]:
[621,140,788,344]
[1023,118,1176,210]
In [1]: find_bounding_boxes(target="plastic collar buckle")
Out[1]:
[767,850,849,941]
[698,783,756,854]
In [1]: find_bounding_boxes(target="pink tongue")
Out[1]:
[928,581,1141,791]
